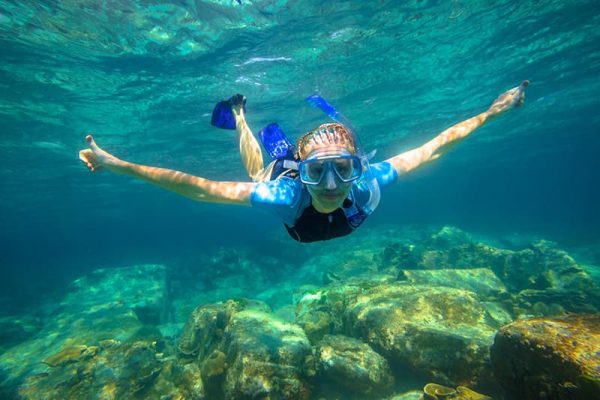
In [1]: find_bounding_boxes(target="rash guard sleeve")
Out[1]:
[250,177,307,226]
[370,161,398,189]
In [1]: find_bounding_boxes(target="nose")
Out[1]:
[322,168,338,190]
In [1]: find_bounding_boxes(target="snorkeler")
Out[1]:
[79,81,528,242]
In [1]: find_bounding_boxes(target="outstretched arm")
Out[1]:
[385,81,529,175]
[79,135,255,205]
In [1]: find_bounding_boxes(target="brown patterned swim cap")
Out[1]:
[297,123,356,160]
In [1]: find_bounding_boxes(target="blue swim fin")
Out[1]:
[211,94,246,130]
[259,123,296,160]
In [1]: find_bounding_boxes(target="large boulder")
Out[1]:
[295,284,362,343]
[345,283,498,387]
[314,334,394,397]
[178,299,248,361]
[179,300,312,400]
[398,268,507,298]
[222,310,312,400]
[491,314,600,400]
[499,240,599,296]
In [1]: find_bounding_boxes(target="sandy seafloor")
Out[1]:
[1,1,600,399]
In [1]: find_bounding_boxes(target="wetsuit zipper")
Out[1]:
[326,214,333,239]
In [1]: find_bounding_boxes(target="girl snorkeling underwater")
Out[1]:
[80,81,528,242]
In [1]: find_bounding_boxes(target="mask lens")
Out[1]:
[333,158,354,180]
[300,159,325,184]
[305,161,325,182]
[300,156,362,185]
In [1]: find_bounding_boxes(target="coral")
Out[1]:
[422,383,493,399]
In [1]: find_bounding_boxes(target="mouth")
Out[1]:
[320,192,342,200]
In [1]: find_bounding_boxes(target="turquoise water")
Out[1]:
[1,1,600,398]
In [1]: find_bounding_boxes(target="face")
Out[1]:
[303,147,355,213]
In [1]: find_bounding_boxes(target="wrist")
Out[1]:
[105,157,127,173]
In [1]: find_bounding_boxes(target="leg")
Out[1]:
[233,107,267,181]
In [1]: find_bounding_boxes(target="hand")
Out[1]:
[79,135,120,172]
[488,80,529,117]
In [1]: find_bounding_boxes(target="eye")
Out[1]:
[307,163,324,179]
[334,159,352,178]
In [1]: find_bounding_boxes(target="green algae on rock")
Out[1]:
[42,344,97,367]
[398,268,507,298]
[0,264,169,393]
[491,314,600,400]
[295,284,362,343]
[314,334,394,396]
[386,390,425,400]
[178,299,246,360]
[223,309,312,399]
[178,299,312,399]
[19,339,203,400]
[345,283,498,387]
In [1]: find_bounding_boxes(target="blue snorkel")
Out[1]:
[305,95,381,217]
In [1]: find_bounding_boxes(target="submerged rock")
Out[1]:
[0,264,168,394]
[387,391,424,400]
[491,314,600,400]
[223,310,312,400]
[500,240,599,298]
[19,339,203,399]
[178,299,246,361]
[398,268,507,298]
[345,283,498,387]
[295,285,362,343]
[179,299,311,399]
[314,334,394,396]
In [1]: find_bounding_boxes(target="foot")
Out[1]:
[79,135,120,172]
[230,94,247,122]
[488,80,529,117]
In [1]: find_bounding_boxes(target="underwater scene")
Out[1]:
[1,0,600,399]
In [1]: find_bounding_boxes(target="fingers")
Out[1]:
[86,134,100,152]
[521,80,530,88]
[79,149,94,171]
[78,149,88,163]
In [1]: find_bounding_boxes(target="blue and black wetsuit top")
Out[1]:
[250,161,397,243]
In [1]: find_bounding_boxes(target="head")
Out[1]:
[297,123,362,213]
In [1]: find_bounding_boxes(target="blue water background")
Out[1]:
[1,0,599,310]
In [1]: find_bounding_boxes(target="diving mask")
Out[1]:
[299,154,362,185]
